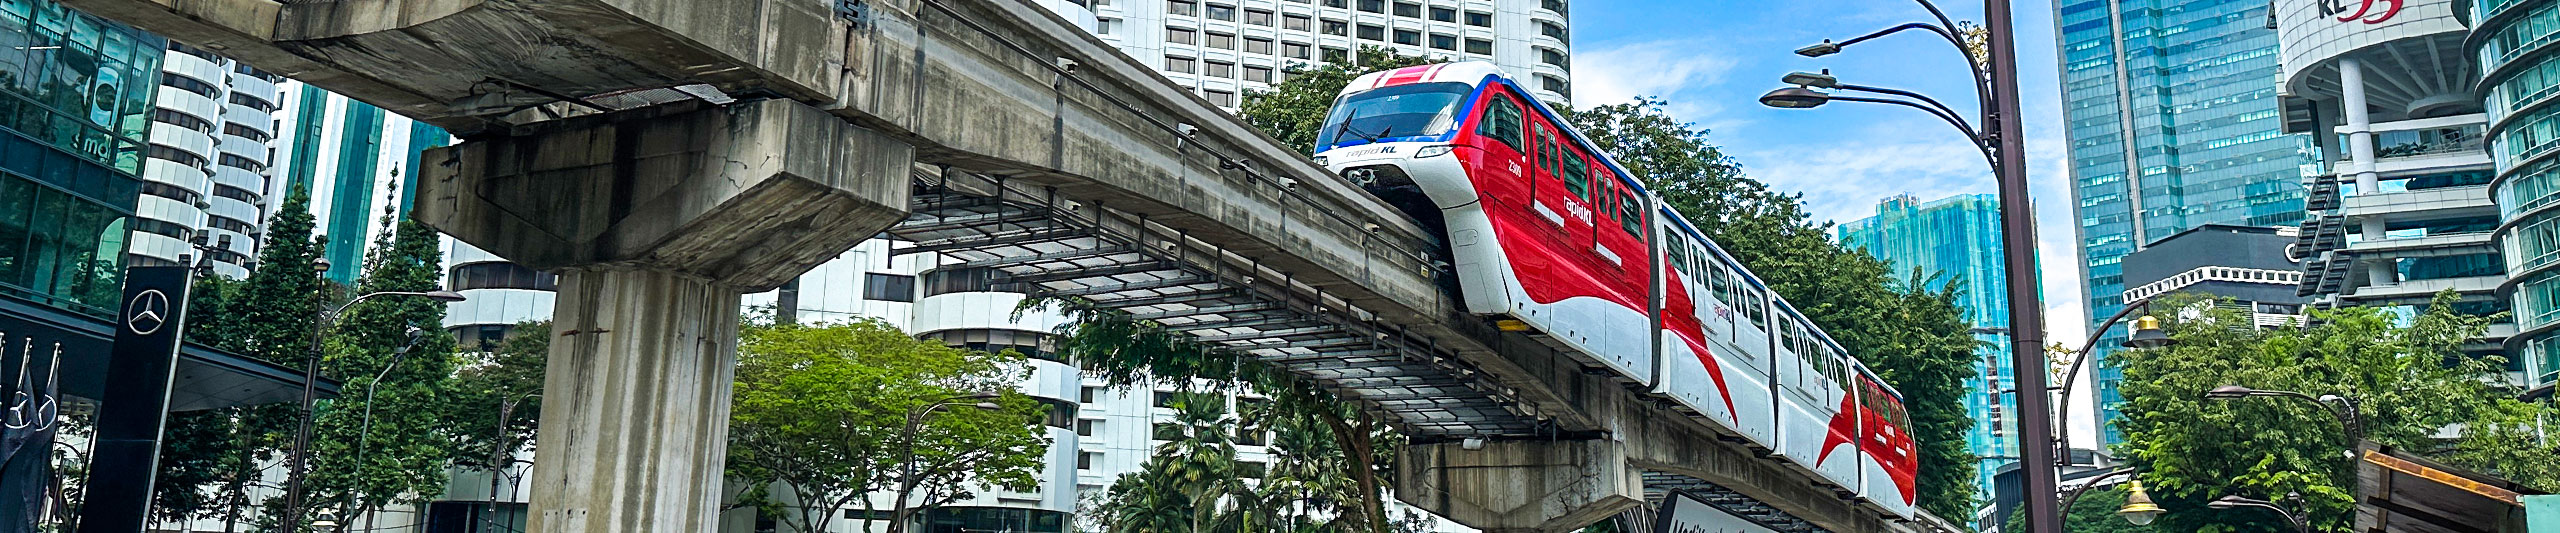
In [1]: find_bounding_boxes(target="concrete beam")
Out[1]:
[415,98,912,291]
[63,0,843,132]
[1397,439,1644,533]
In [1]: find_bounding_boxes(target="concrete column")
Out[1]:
[418,98,914,533]
[529,268,742,530]
[2340,58,2397,288]
[1396,439,1643,533]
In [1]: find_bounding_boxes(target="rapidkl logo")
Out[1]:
[2322,0,2402,24]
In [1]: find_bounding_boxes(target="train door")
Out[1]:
[1655,229,1740,429]
[1858,377,1920,518]
[1707,270,1775,449]
[1448,88,1529,315]
[1774,318,1857,491]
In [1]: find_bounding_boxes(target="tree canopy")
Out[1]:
[726,318,1052,533]
[2111,293,2560,531]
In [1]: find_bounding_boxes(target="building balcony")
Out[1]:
[154,85,219,123]
[159,51,225,88]
[141,157,210,198]
[148,122,214,160]
[2341,185,2494,220]
[2343,232,2496,257]
[2340,275,2505,304]
[222,104,274,138]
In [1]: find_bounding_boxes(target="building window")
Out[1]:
[1152,422,1184,440]
[1465,11,1492,26]
[863,273,916,302]
[450,262,559,291]
[1245,37,1273,54]
[1206,32,1235,49]
[1540,20,1568,41]
[1205,3,1235,20]
[1321,19,1348,36]
[1540,74,1570,97]
[1392,1,1420,17]
[1167,26,1196,44]
[1356,0,1383,12]
[1205,61,1235,78]
[1076,419,1097,437]
[1284,13,1311,31]
[1429,6,1456,22]
[1540,0,1566,14]
[1540,47,1569,68]
[1322,46,1349,62]
[1244,65,1273,83]
[1153,390,1178,407]
[1245,8,1273,25]
[451,324,515,353]
[1239,460,1267,479]
[1283,41,1312,59]
[1356,23,1384,40]
[1166,56,1197,73]
[1078,452,1097,470]
[1465,38,1493,55]
[921,267,1016,296]
[1429,33,1456,50]
[1205,89,1236,107]
[1080,386,1100,403]
[921,329,1061,363]
[1169,0,1197,15]
[1393,28,1420,45]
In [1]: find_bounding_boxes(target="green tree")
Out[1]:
[1238,46,1435,151]
[2112,292,2560,531]
[151,188,331,529]
[725,319,1051,533]
[1569,98,1982,518]
[1997,485,2194,533]
[445,320,549,478]
[305,219,461,526]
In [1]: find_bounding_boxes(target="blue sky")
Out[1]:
[1567,0,2099,437]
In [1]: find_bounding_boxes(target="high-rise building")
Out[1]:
[1836,193,2014,506]
[2464,0,2560,397]
[133,44,284,279]
[2121,225,2308,327]
[2278,0,2515,363]
[0,0,157,317]
[2050,0,2311,444]
[273,85,450,284]
[1069,0,1571,108]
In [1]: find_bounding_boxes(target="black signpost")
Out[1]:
[73,266,195,532]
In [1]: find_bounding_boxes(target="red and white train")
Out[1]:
[1313,62,1919,519]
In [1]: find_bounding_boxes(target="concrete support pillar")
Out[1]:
[529,268,742,530]
[1396,439,1643,533]
[2340,57,2397,288]
[418,98,914,533]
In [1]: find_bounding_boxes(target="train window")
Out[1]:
[1476,96,1523,149]
[1707,263,1732,300]
[1743,287,1768,327]
[1537,129,1557,176]
[1559,149,1589,198]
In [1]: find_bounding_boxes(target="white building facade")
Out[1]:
[135,43,285,279]
[2281,0,2523,362]
[1062,0,1570,108]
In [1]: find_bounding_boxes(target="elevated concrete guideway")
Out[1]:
[66,0,1961,531]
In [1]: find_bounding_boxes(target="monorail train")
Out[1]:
[1312,62,1918,518]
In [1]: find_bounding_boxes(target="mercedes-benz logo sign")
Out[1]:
[126,289,169,335]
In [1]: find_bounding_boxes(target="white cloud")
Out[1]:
[1570,39,1737,119]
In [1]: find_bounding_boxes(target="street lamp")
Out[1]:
[2207,493,2311,533]
[280,275,468,532]
[885,392,1005,533]
[2054,300,2175,467]
[2116,480,2166,525]
[1765,0,2049,527]
[2202,385,2365,449]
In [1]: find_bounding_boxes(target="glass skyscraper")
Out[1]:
[2051,0,2312,444]
[1839,193,2014,503]
[0,0,159,316]
[2471,0,2560,395]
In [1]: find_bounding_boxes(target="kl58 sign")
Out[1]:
[2320,0,2404,24]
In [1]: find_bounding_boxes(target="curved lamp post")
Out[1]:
[2056,468,2168,526]
[2054,302,2176,466]
[2202,384,2365,452]
[1764,0,2049,527]
[280,278,466,531]
[2208,493,2311,533]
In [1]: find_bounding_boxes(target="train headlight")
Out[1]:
[1313,155,1330,166]
[1412,145,1455,158]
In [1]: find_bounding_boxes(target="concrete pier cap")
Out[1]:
[417,98,913,290]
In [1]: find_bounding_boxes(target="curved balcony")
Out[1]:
[910,291,1067,335]
[205,196,259,229]
[126,232,191,265]
[159,52,224,88]
[201,226,254,258]
[222,104,275,139]
[211,165,264,197]
[208,261,250,280]
[148,121,214,160]
[134,193,206,230]
[217,134,269,167]
[140,157,211,198]
[226,73,280,106]
[154,85,220,124]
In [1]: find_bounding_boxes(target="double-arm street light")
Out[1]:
[2204,384,2366,455]
[885,391,1005,533]
[2208,493,2312,533]
[1761,0,2055,528]
[280,271,466,532]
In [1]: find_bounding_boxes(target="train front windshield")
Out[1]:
[1316,82,1473,152]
